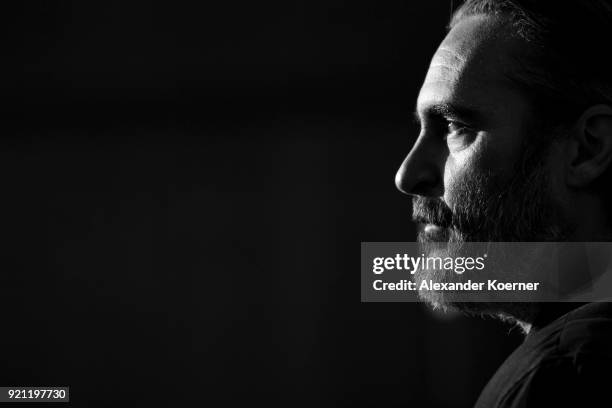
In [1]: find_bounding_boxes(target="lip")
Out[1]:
[419,223,449,242]
[423,224,443,233]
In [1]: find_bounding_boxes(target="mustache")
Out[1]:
[412,196,454,228]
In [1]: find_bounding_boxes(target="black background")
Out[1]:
[1,1,522,407]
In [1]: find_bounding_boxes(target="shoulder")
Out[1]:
[499,353,611,407]
[477,303,612,408]
[556,302,612,359]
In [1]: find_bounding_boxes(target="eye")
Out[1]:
[445,120,475,151]
[447,120,469,135]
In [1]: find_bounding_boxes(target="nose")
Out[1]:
[395,133,445,197]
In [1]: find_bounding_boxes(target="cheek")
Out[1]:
[441,132,520,205]
[442,144,477,207]
[442,152,475,207]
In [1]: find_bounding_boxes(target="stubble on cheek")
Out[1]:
[442,133,492,210]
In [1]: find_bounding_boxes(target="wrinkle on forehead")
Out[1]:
[434,47,467,65]
[416,15,530,128]
[427,47,469,78]
[422,15,518,92]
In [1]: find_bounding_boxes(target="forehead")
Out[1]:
[418,15,527,122]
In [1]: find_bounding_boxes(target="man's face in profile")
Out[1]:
[395,15,572,308]
[397,14,570,244]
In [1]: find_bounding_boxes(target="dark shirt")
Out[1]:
[475,302,612,407]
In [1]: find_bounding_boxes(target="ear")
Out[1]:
[566,104,612,188]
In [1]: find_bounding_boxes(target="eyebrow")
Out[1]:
[414,102,485,125]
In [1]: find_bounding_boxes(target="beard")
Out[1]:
[411,135,574,324]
